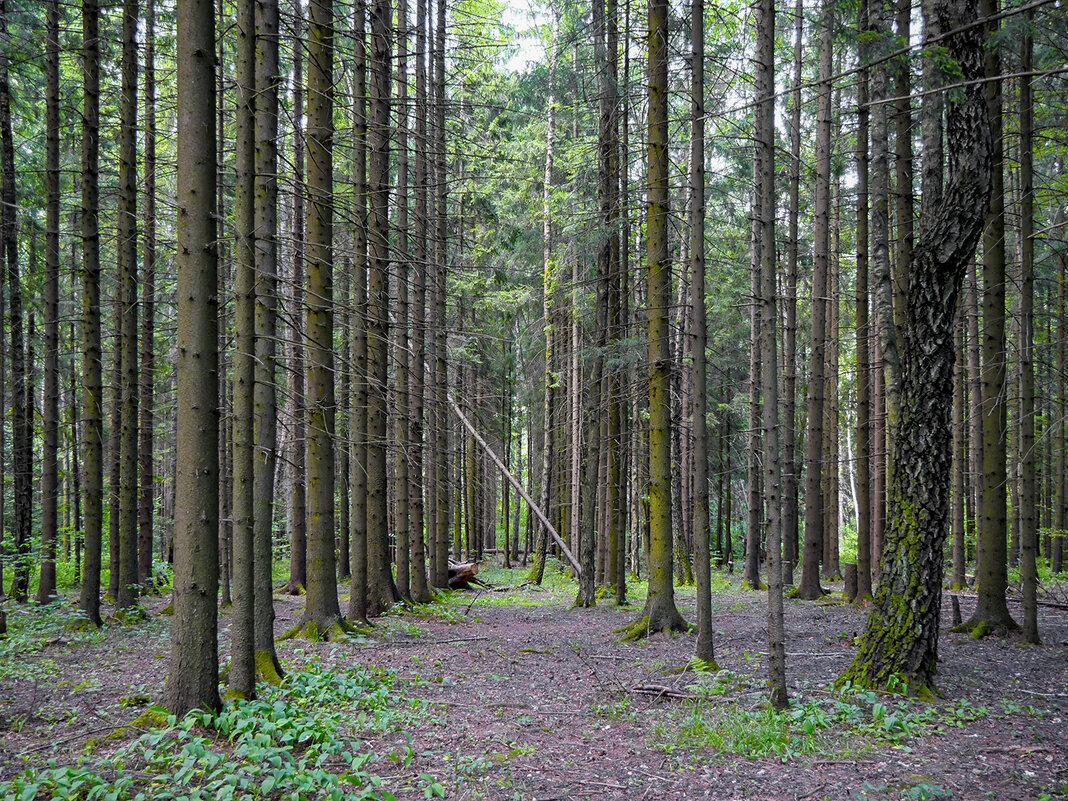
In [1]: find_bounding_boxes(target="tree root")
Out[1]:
[615,612,691,642]
[279,617,357,642]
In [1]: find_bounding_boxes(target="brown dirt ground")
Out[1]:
[1,564,1066,801]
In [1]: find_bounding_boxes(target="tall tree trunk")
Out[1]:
[531,2,559,587]
[841,0,990,693]
[407,0,430,603]
[293,0,344,637]
[253,0,284,681]
[230,0,257,697]
[138,0,157,592]
[782,0,803,586]
[37,0,61,604]
[78,0,103,626]
[755,0,786,708]
[965,0,1016,634]
[797,0,833,600]
[431,0,449,588]
[366,0,400,615]
[855,0,872,602]
[394,0,411,601]
[1018,15,1038,641]
[116,0,140,613]
[620,0,687,639]
[285,13,307,596]
[166,0,221,717]
[348,0,368,622]
[0,0,30,604]
[690,0,716,666]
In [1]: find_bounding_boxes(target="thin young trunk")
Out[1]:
[407,0,428,602]
[431,0,449,588]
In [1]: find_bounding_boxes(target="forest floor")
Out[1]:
[1,562,1066,801]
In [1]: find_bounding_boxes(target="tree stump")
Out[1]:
[844,563,858,602]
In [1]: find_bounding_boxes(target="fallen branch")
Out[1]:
[628,684,698,701]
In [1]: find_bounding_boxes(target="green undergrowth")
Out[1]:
[0,603,109,683]
[0,660,446,801]
[653,676,1023,763]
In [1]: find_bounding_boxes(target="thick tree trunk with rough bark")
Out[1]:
[166,0,221,716]
[841,0,990,694]
[621,0,687,640]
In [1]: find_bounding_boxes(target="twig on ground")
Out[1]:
[18,725,122,756]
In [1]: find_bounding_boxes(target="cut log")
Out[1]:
[447,561,479,590]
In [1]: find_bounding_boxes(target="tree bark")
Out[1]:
[797,0,834,600]
[621,0,687,640]
[366,0,401,615]
[0,0,30,604]
[1018,14,1038,643]
[253,0,284,681]
[294,0,344,637]
[166,0,221,716]
[116,0,141,613]
[230,0,257,697]
[138,0,157,592]
[841,0,991,694]
[755,0,786,708]
[78,0,103,626]
[37,0,61,604]
[966,0,1017,634]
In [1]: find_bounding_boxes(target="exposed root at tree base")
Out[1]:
[951,617,1020,639]
[85,707,171,750]
[615,612,691,642]
[255,649,285,685]
[279,617,357,642]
